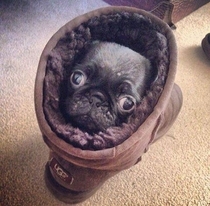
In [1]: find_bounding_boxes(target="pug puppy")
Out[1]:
[64,42,151,134]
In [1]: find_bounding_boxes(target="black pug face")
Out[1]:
[64,42,151,134]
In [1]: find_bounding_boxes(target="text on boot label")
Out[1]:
[49,158,74,185]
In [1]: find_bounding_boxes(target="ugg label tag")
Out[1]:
[49,158,74,185]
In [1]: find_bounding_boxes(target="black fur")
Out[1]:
[64,42,151,133]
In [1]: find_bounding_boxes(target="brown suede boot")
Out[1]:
[35,6,183,204]
[202,33,210,60]
[150,83,183,144]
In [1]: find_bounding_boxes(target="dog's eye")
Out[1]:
[118,96,136,112]
[70,71,86,88]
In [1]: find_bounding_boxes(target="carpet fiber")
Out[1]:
[0,1,210,205]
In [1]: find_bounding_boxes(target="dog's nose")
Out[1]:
[89,91,106,107]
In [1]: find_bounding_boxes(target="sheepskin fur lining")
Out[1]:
[43,11,169,150]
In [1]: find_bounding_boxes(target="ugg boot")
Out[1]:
[35,6,183,204]
[202,33,210,60]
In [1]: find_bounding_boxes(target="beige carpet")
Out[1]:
[1,1,210,205]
